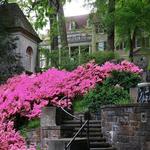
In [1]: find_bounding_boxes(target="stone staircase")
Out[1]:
[62,120,116,150]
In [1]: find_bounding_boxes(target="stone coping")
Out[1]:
[101,103,150,109]
[137,82,150,87]
[41,126,61,129]
[43,137,87,141]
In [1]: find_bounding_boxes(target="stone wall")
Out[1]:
[26,128,41,148]
[12,32,38,72]
[101,104,150,150]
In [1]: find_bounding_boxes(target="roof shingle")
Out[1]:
[0,3,41,42]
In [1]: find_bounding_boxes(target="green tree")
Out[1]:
[17,0,69,50]
[107,0,115,51]
[115,0,150,61]
[90,0,150,60]
[91,0,115,51]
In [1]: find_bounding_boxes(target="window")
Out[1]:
[26,46,33,71]
[97,41,106,51]
[69,21,77,30]
[136,38,142,48]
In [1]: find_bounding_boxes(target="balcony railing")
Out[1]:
[67,35,92,43]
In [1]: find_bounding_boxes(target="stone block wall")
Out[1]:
[101,104,150,150]
[26,128,41,149]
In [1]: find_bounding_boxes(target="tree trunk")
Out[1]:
[129,29,136,62]
[49,14,58,50]
[107,0,115,51]
[107,30,115,51]
[141,37,145,48]
[49,0,58,50]
[57,1,68,50]
[129,37,134,62]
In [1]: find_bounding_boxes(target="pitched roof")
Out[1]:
[66,14,89,31]
[0,3,41,42]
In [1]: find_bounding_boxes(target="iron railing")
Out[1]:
[64,120,89,150]
[60,107,90,150]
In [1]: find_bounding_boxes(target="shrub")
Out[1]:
[104,70,141,90]
[40,48,119,71]
[19,119,40,138]
[88,51,119,65]
[73,82,131,113]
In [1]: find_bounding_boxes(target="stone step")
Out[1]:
[73,132,103,137]
[63,120,101,124]
[89,137,106,142]
[74,127,101,132]
[90,147,116,150]
[62,119,115,150]
[90,142,111,148]
[62,123,101,128]
[89,135,106,142]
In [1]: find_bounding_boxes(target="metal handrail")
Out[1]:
[59,99,90,150]
[60,107,80,120]
[60,107,84,137]
[64,120,89,150]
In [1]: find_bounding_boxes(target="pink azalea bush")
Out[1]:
[0,117,35,150]
[0,60,142,149]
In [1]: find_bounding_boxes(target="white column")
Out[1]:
[49,45,51,67]
[69,46,71,58]
[89,45,91,54]
[59,48,61,67]
[78,46,81,63]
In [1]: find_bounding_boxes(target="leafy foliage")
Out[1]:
[17,0,69,50]
[115,0,150,51]
[40,47,119,71]
[88,51,119,65]
[74,83,131,113]
[104,70,141,90]
[19,118,40,138]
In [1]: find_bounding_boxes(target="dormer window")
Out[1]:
[69,21,76,30]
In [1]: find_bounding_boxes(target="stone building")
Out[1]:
[0,3,41,72]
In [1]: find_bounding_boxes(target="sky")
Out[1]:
[64,0,93,17]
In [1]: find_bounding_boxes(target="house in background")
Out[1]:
[0,3,41,72]
[65,14,107,58]
[40,14,107,68]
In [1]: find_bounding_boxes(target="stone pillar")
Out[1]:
[129,87,138,103]
[40,107,64,148]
